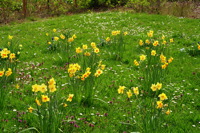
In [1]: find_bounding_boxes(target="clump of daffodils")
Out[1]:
[102,30,128,60]
[149,82,171,114]
[46,28,77,51]
[67,60,106,106]
[68,63,81,77]
[28,77,74,132]
[75,42,100,56]
[29,77,74,112]
[0,68,12,77]
[118,86,140,98]
[133,31,174,95]
[67,61,105,80]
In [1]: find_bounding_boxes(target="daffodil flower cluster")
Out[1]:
[29,78,74,113]
[81,67,91,80]
[68,63,81,77]
[149,83,171,114]
[102,30,128,60]
[0,48,17,60]
[94,60,105,77]
[0,68,12,77]
[46,28,77,51]
[133,54,147,66]
[139,30,174,47]
[0,35,22,62]
[150,82,162,91]
[133,30,175,95]
[118,86,140,98]
[75,42,100,55]
[31,78,58,108]
[112,30,121,36]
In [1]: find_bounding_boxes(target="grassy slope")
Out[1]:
[0,12,200,132]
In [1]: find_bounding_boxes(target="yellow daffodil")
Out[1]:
[72,34,77,39]
[153,41,159,46]
[161,63,168,69]
[162,35,165,40]
[68,37,74,42]
[94,48,100,53]
[166,109,171,115]
[145,39,150,44]
[8,35,13,40]
[118,86,125,94]
[162,40,167,45]
[35,98,42,106]
[151,84,157,91]
[28,106,34,113]
[54,37,59,41]
[156,101,163,109]
[5,68,12,77]
[84,52,91,56]
[156,82,162,90]
[127,90,132,98]
[15,84,19,89]
[139,40,143,46]
[9,53,16,59]
[1,51,8,58]
[158,93,168,101]
[168,57,173,63]
[198,44,200,50]
[3,48,11,54]
[48,78,56,85]
[134,60,139,66]
[151,50,156,56]
[39,84,47,93]
[60,34,65,39]
[160,54,166,63]
[32,84,40,92]
[63,103,67,107]
[94,69,103,77]
[76,47,82,54]
[140,54,146,61]
[82,44,88,49]
[86,67,91,72]
[106,37,110,42]
[112,30,120,36]
[53,29,56,32]
[49,84,57,93]
[41,95,50,102]
[132,87,139,96]
[0,70,5,77]
[124,31,128,36]
[147,30,153,37]
[67,94,74,102]
[101,65,106,70]
[91,42,96,48]
[170,38,174,43]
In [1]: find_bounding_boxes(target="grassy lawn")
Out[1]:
[0,11,200,132]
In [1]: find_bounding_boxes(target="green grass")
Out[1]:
[0,11,200,133]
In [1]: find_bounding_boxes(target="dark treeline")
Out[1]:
[0,0,199,23]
